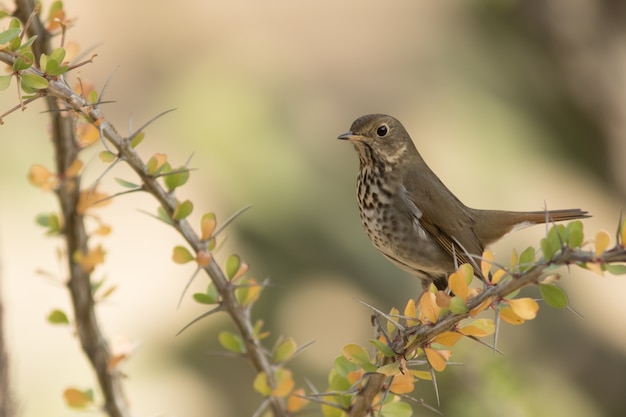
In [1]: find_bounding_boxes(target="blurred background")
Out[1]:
[1,0,626,416]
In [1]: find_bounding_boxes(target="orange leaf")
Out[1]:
[419,291,440,323]
[287,388,309,413]
[73,246,105,273]
[595,231,610,256]
[65,159,84,178]
[621,219,626,248]
[448,268,469,300]
[63,387,93,409]
[431,331,462,347]
[77,188,110,215]
[469,296,493,317]
[507,297,539,320]
[490,268,507,284]
[77,124,100,147]
[347,369,364,385]
[424,348,451,372]
[272,368,295,398]
[481,249,494,279]
[460,319,495,337]
[499,306,524,325]
[28,164,57,190]
[196,250,212,267]
[390,372,415,394]
[435,290,451,308]
[585,262,604,276]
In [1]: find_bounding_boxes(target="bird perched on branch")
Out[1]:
[338,114,589,290]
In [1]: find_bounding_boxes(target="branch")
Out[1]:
[11,1,130,416]
[348,246,626,417]
[0,22,288,417]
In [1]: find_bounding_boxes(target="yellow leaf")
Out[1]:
[73,246,105,273]
[63,387,93,408]
[419,291,441,323]
[28,164,57,190]
[77,123,100,147]
[253,372,272,396]
[410,369,432,380]
[490,268,507,284]
[65,159,84,178]
[585,262,604,276]
[595,231,610,256]
[272,368,295,398]
[448,268,469,300]
[469,296,493,317]
[287,388,309,413]
[390,372,415,394]
[424,348,451,372]
[377,362,401,376]
[460,319,495,337]
[200,213,216,240]
[77,188,110,215]
[431,331,462,347]
[507,297,539,320]
[403,299,419,325]
[93,224,111,236]
[347,369,364,384]
[481,249,494,279]
[499,306,525,325]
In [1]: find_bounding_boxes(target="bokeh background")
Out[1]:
[2,0,626,416]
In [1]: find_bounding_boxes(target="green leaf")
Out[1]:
[381,401,412,417]
[47,309,69,325]
[253,372,272,396]
[16,35,37,52]
[540,237,556,261]
[156,206,172,225]
[274,337,297,363]
[172,246,193,264]
[547,224,567,251]
[369,339,396,357]
[342,344,376,371]
[164,167,190,192]
[449,295,468,314]
[605,264,626,275]
[0,27,20,44]
[13,53,34,71]
[114,177,140,189]
[518,246,536,272]
[225,254,241,280]
[0,75,11,91]
[20,73,48,90]
[333,355,358,378]
[192,292,217,305]
[567,221,584,248]
[539,284,568,309]
[48,47,66,64]
[172,199,193,220]
[36,213,61,235]
[98,151,116,162]
[218,331,245,354]
[130,132,144,148]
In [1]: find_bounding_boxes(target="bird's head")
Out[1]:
[338,114,414,167]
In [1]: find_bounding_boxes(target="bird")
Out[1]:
[338,114,589,290]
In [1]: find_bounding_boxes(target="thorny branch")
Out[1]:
[1,3,288,415]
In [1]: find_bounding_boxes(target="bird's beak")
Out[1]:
[337,131,357,141]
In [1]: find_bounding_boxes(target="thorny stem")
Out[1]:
[2,4,287,415]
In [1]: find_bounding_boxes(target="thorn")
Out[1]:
[127,108,177,141]
[177,266,203,309]
[176,305,224,336]
[212,204,253,238]
[353,297,406,332]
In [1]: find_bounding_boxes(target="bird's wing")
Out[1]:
[400,170,484,274]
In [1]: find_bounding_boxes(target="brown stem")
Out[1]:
[12,1,130,416]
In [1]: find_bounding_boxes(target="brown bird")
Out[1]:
[338,114,589,290]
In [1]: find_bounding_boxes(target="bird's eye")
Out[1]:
[376,124,388,137]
